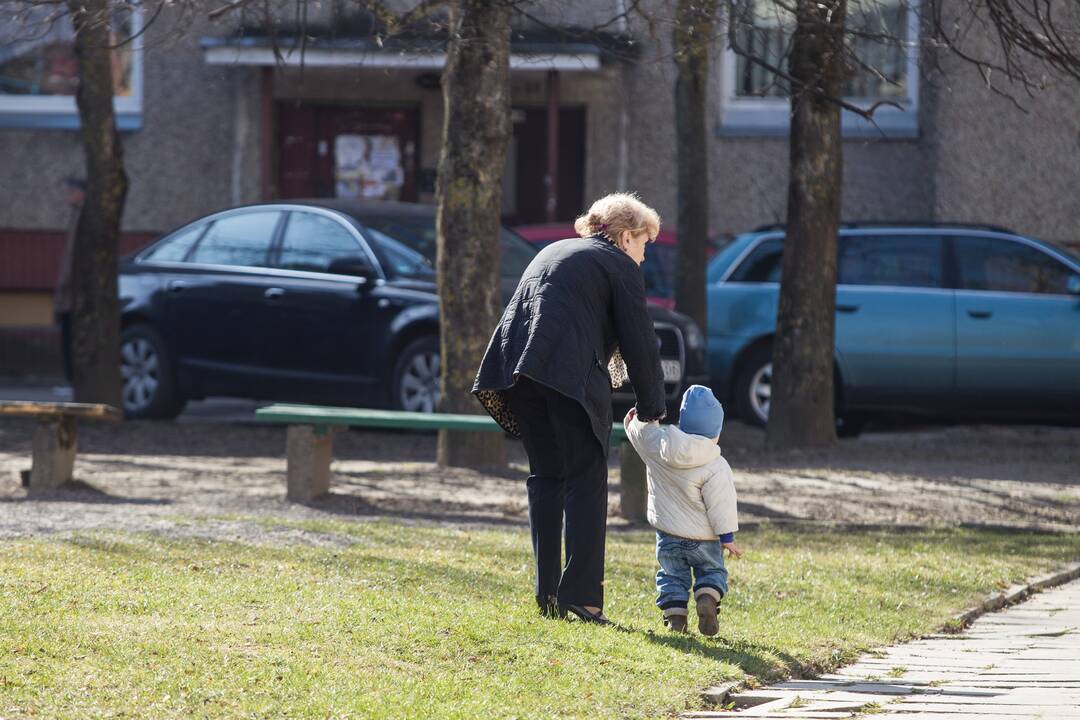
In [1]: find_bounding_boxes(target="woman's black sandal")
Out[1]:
[559,604,613,626]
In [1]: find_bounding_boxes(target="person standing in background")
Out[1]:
[54,176,85,385]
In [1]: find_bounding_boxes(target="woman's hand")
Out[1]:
[624,407,637,426]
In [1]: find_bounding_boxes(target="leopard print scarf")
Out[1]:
[476,348,628,438]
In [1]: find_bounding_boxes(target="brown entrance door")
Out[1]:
[503,106,586,226]
[278,104,420,201]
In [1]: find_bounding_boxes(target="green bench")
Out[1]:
[255,404,648,520]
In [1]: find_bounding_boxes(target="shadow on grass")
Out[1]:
[633,628,808,680]
[295,490,530,529]
[53,527,528,596]
[2,479,172,506]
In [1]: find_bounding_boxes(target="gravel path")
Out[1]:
[2,418,1079,543]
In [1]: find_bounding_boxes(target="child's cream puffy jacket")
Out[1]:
[624,416,738,541]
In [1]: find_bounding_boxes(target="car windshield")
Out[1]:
[358,215,536,280]
[707,234,765,283]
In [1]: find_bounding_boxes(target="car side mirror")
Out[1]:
[1068,275,1080,296]
[328,256,378,282]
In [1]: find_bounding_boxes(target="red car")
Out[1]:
[513,224,721,310]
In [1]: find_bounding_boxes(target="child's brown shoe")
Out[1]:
[696,593,720,636]
[665,613,688,632]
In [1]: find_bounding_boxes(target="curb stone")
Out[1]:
[700,681,744,707]
[947,560,1080,631]
[697,560,1080,711]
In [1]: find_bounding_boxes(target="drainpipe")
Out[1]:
[231,70,250,206]
[545,69,560,222]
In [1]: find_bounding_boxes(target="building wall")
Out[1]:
[0,293,52,326]
[619,13,935,237]
[923,51,1080,246]
[0,10,263,235]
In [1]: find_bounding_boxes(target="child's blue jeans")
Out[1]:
[655,531,728,614]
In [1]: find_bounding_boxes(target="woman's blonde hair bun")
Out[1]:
[573,192,661,243]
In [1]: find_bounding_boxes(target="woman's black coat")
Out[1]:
[473,235,667,451]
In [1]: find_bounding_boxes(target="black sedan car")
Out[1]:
[118,200,709,419]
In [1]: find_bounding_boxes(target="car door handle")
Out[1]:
[836,304,859,313]
[166,280,187,293]
[967,309,992,319]
[264,287,285,301]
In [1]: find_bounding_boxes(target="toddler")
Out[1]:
[624,385,741,634]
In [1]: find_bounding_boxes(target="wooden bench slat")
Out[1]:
[255,403,629,444]
[0,401,122,421]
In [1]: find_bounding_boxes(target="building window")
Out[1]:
[720,0,919,138]
[0,5,143,130]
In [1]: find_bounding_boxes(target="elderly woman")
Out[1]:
[473,193,667,625]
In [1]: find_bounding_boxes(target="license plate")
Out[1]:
[661,359,682,383]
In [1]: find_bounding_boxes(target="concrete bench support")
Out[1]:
[1,401,121,494]
[30,416,78,492]
[619,441,648,523]
[286,425,338,502]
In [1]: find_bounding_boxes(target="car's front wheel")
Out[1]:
[120,324,186,419]
[391,336,441,413]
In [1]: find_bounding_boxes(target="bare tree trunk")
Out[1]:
[766,0,845,448]
[68,0,126,407]
[435,0,510,468]
[673,0,716,331]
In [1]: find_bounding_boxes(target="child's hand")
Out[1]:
[624,407,637,426]
[722,542,743,559]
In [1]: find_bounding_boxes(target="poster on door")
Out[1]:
[334,134,405,201]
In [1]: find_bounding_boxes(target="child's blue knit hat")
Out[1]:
[678,385,724,438]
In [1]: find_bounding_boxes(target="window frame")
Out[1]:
[718,0,921,138]
[271,209,376,276]
[0,7,145,130]
[946,232,1080,298]
[136,221,210,264]
[183,208,285,269]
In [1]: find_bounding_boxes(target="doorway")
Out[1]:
[503,106,586,225]
[277,104,420,201]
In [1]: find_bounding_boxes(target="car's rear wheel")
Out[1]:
[121,324,186,419]
[733,343,864,436]
[392,336,441,413]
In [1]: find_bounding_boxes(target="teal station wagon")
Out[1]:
[706,224,1080,431]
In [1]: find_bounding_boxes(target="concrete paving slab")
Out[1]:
[713,578,1080,719]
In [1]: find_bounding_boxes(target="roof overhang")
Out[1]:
[201,37,603,71]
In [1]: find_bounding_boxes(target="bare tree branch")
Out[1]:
[724,0,904,125]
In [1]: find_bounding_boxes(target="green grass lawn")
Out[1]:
[2,520,1078,719]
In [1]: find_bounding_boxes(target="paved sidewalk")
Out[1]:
[690,578,1080,719]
